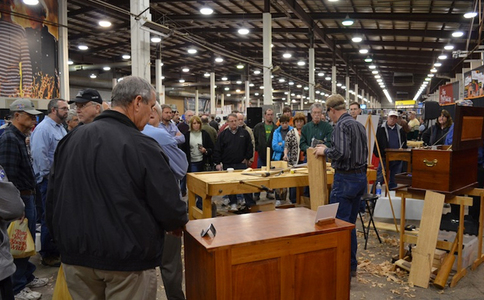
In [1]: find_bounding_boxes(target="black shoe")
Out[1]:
[266,193,275,200]
[41,256,61,267]
[351,270,357,278]
[253,195,260,201]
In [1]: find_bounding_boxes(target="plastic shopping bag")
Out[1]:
[7,218,36,258]
[53,264,73,300]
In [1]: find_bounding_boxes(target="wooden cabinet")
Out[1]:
[184,208,354,300]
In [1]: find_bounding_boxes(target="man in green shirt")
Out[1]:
[300,103,333,156]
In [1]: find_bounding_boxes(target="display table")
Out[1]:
[396,188,484,287]
[187,169,376,220]
[184,208,354,300]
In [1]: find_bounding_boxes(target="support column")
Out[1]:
[195,89,199,115]
[221,93,225,109]
[332,65,337,94]
[130,0,151,80]
[155,59,164,103]
[245,80,250,114]
[210,72,215,114]
[58,0,69,99]
[361,88,364,104]
[345,76,350,106]
[309,47,315,102]
[263,12,272,105]
[354,83,358,102]
[287,90,291,107]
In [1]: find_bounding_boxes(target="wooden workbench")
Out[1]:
[184,208,354,300]
[187,168,376,220]
[395,188,484,287]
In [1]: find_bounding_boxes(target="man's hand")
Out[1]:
[313,145,327,158]
[216,164,222,171]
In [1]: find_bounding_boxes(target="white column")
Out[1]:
[332,65,337,94]
[58,0,69,99]
[210,72,215,114]
[287,90,291,106]
[345,76,350,106]
[360,88,364,104]
[155,59,164,103]
[130,0,151,80]
[300,98,303,110]
[309,47,315,102]
[245,80,250,114]
[221,93,225,108]
[263,12,272,105]
[195,89,199,115]
[354,83,358,102]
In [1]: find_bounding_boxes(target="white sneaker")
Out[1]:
[229,204,238,211]
[222,198,230,206]
[275,200,281,207]
[26,277,49,288]
[15,287,41,300]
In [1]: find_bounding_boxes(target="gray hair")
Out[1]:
[153,103,163,117]
[111,76,155,108]
[65,109,77,122]
[48,99,65,113]
[309,103,323,114]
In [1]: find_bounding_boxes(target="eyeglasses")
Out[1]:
[56,107,69,111]
[21,112,37,120]
[75,102,97,110]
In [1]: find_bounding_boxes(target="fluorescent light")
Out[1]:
[103,66,111,71]
[238,27,250,35]
[179,79,185,83]
[452,31,464,37]
[68,60,73,65]
[236,89,241,92]
[236,80,242,84]
[428,74,435,77]
[352,36,363,43]
[342,15,354,26]
[204,72,210,77]
[215,57,224,63]
[318,72,324,77]
[224,87,230,91]
[359,49,369,54]
[200,6,213,15]
[372,70,378,74]
[90,74,97,79]
[430,68,437,73]
[438,54,448,60]
[182,67,189,72]
[122,54,131,59]
[98,20,112,28]
[187,48,197,54]
[304,86,309,90]
[253,70,261,75]
[236,63,244,69]
[226,94,231,96]
[325,77,331,81]
[221,76,228,81]
[383,89,393,103]
[23,0,39,5]
[444,44,454,50]
[78,45,88,50]
[288,81,294,85]
[283,52,292,59]
[337,83,342,87]
[151,36,162,43]
[434,62,442,67]
[296,84,302,88]
[364,56,373,63]
[279,78,285,82]
[374,75,381,79]
[464,12,477,18]
[369,64,376,69]
[297,60,305,66]
[255,93,259,96]
[249,83,254,87]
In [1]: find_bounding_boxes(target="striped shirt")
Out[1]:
[324,112,368,171]
[0,20,33,97]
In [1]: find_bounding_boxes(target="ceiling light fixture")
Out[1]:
[103,66,111,71]
[221,76,228,81]
[187,48,197,54]
[464,11,478,19]
[444,44,454,50]
[215,57,223,63]
[297,60,305,66]
[318,72,325,77]
[434,62,442,67]
[90,74,97,79]
[452,31,464,37]
[359,49,369,54]
[78,45,88,50]
[438,54,448,60]
[236,80,242,84]
[179,79,185,83]
[68,60,73,65]
[296,84,302,88]
[122,54,131,60]
[352,36,363,43]
[151,36,162,43]
[325,77,331,81]
[342,15,354,26]
[200,5,213,15]
[288,81,294,85]
[238,27,250,35]
[430,68,438,73]
[224,87,230,91]
[98,20,112,28]
[23,0,39,5]
[283,52,292,59]
[236,63,244,69]
[182,67,189,72]
[204,72,210,77]
[364,56,373,63]
[369,64,376,69]
[253,70,261,75]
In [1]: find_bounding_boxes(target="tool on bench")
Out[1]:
[239,180,274,193]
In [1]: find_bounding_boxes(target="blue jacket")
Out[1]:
[272,126,293,161]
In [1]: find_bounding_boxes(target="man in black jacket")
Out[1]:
[46,76,188,299]
[213,113,254,211]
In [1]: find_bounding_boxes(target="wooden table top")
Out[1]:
[184,207,354,251]
[188,169,311,184]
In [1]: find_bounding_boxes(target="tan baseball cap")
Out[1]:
[9,99,42,115]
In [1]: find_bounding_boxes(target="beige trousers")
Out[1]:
[63,264,157,300]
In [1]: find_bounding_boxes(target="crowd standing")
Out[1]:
[1,86,445,299]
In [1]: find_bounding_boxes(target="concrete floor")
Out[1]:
[27,196,484,299]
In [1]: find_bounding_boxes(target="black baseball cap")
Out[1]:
[68,89,103,104]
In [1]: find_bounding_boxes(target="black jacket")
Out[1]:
[181,130,214,165]
[46,110,188,272]
[213,127,253,165]
[253,122,277,163]
[373,122,407,159]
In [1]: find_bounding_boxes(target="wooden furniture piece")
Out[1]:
[411,106,484,193]
[184,208,354,300]
[385,148,412,189]
[307,148,328,208]
[187,168,376,220]
[396,188,484,287]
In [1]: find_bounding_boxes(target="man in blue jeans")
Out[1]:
[0,99,48,300]
[314,94,368,278]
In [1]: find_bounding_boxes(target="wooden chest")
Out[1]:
[411,106,484,194]
[412,147,478,193]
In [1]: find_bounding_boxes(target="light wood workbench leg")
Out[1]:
[472,191,484,270]
[188,190,197,220]
[202,195,213,219]
[451,202,467,287]
[296,187,304,205]
[399,195,406,259]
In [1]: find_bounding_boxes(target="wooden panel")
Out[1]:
[461,116,483,141]
[184,234,216,300]
[450,149,478,192]
[452,106,484,151]
[408,191,445,288]
[214,250,231,300]
[232,259,280,300]
[295,249,337,300]
[412,149,450,191]
[307,147,328,209]
[231,232,338,265]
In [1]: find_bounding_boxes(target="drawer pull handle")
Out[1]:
[423,159,438,167]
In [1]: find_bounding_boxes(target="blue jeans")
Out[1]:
[330,172,367,271]
[225,163,255,206]
[376,159,402,189]
[39,178,59,258]
[12,195,36,294]
[254,158,266,198]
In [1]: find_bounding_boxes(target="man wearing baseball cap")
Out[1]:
[373,110,407,190]
[68,89,104,125]
[0,99,49,300]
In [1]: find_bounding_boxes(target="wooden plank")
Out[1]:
[408,191,445,288]
[306,147,328,209]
